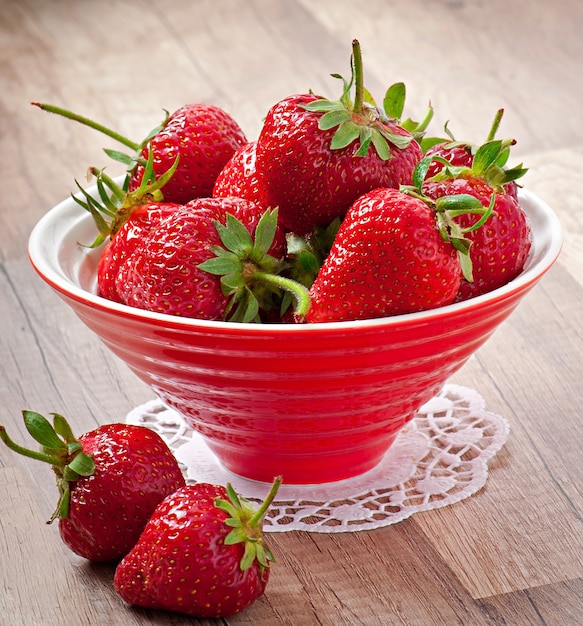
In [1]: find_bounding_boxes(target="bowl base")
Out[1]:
[203,435,398,485]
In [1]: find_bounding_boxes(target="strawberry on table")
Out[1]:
[114,478,282,618]
[254,39,424,234]
[0,411,185,562]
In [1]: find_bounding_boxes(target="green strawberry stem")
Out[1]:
[252,270,311,320]
[351,39,365,116]
[31,102,140,151]
[485,108,504,142]
[302,40,414,158]
[247,475,282,527]
[0,411,95,522]
[0,424,62,466]
[216,476,282,572]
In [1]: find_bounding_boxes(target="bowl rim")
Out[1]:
[28,186,563,333]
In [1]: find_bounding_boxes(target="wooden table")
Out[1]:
[1,1,582,624]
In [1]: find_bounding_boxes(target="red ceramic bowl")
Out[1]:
[28,187,562,484]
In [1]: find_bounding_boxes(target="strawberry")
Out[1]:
[97,200,180,302]
[420,138,531,301]
[213,140,266,207]
[254,40,424,234]
[0,411,185,562]
[32,101,248,204]
[73,160,308,323]
[423,175,531,302]
[105,195,308,322]
[114,478,281,618]
[128,104,248,203]
[306,187,464,323]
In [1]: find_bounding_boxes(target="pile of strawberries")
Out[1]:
[35,39,531,325]
[11,40,534,618]
[1,411,280,617]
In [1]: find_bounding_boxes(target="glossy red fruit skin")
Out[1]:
[306,188,462,323]
[114,197,285,319]
[97,202,181,302]
[423,176,531,301]
[255,93,422,234]
[128,104,248,204]
[114,483,269,619]
[58,424,185,562]
[425,143,474,178]
[213,141,266,207]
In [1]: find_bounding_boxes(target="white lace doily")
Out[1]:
[126,384,509,533]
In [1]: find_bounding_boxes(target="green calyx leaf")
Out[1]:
[199,208,311,323]
[0,411,95,522]
[215,476,282,572]
[330,120,361,151]
[300,39,414,160]
[403,160,498,284]
[472,140,505,176]
[73,149,180,247]
[384,82,435,140]
[434,193,496,282]
[66,451,96,477]
[383,82,406,120]
[24,411,67,451]
[285,217,341,290]
[318,107,352,130]
[422,109,528,190]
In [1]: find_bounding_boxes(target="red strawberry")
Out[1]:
[97,201,180,302]
[129,104,248,203]
[254,40,423,234]
[423,175,531,301]
[0,411,185,562]
[114,478,281,618]
[75,163,308,322]
[213,140,266,207]
[306,187,463,323]
[32,101,248,204]
[109,197,308,322]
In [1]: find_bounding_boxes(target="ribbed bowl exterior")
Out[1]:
[28,188,562,484]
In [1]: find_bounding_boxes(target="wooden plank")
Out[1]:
[414,263,583,599]
[477,578,583,625]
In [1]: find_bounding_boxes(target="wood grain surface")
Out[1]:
[1,1,582,624]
